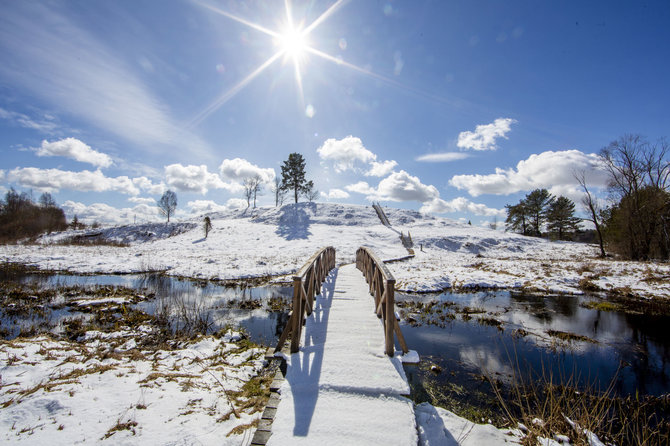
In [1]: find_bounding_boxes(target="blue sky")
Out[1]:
[1,0,668,226]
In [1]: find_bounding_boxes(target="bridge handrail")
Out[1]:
[275,246,336,354]
[356,247,409,356]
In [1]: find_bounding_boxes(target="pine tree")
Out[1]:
[280,153,309,203]
[546,196,581,240]
[524,189,554,236]
[505,202,529,235]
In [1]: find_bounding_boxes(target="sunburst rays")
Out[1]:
[188,0,423,128]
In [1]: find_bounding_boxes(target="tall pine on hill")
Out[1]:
[280,153,309,203]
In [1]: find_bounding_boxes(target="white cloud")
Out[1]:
[132,176,166,195]
[128,196,155,205]
[0,170,5,182]
[320,188,350,200]
[219,158,275,183]
[7,167,139,195]
[415,152,470,163]
[345,181,376,195]
[368,170,439,202]
[457,118,516,151]
[449,150,609,198]
[0,107,59,133]
[317,136,376,173]
[62,200,159,225]
[0,3,212,158]
[366,160,398,177]
[226,198,248,209]
[420,197,505,217]
[36,137,112,168]
[165,164,240,194]
[317,135,397,179]
[187,200,229,215]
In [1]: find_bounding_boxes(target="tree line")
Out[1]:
[505,134,669,261]
[505,189,581,240]
[0,189,67,242]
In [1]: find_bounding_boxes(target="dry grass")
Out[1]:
[546,330,597,344]
[489,359,669,445]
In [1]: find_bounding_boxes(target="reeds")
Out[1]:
[488,356,669,445]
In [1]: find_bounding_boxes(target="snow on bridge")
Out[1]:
[263,263,418,445]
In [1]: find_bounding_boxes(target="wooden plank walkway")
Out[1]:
[266,264,417,445]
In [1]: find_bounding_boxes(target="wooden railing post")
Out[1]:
[356,246,409,357]
[276,246,336,354]
[385,279,395,356]
[290,276,303,353]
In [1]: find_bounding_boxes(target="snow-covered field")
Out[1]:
[1,202,667,445]
[1,202,668,299]
[0,329,268,445]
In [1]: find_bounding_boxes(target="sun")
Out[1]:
[277,26,308,60]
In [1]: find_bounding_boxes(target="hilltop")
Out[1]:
[1,202,668,298]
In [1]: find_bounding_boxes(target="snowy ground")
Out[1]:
[1,202,668,299]
[1,203,642,445]
[0,330,268,445]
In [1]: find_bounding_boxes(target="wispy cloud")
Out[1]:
[0,107,60,133]
[415,152,470,163]
[457,118,516,151]
[0,3,212,158]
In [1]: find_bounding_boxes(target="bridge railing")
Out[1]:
[356,247,409,356]
[275,246,336,354]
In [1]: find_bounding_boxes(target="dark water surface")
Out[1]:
[397,289,670,408]
[2,272,292,345]
[3,271,668,402]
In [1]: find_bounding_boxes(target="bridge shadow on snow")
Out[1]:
[417,404,461,445]
[275,204,312,240]
[285,267,336,436]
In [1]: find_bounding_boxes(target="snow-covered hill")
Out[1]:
[3,202,669,298]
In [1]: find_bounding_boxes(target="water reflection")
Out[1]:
[1,272,292,345]
[398,290,670,399]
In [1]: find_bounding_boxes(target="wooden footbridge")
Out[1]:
[251,247,418,445]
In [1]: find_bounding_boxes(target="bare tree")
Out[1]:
[575,171,606,257]
[488,216,498,230]
[39,192,56,207]
[304,180,318,202]
[599,135,670,259]
[243,175,263,208]
[272,176,286,207]
[158,190,177,223]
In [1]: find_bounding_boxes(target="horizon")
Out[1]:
[1,1,668,227]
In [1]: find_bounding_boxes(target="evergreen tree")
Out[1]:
[280,153,309,203]
[505,202,529,235]
[546,196,581,240]
[524,189,554,236]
